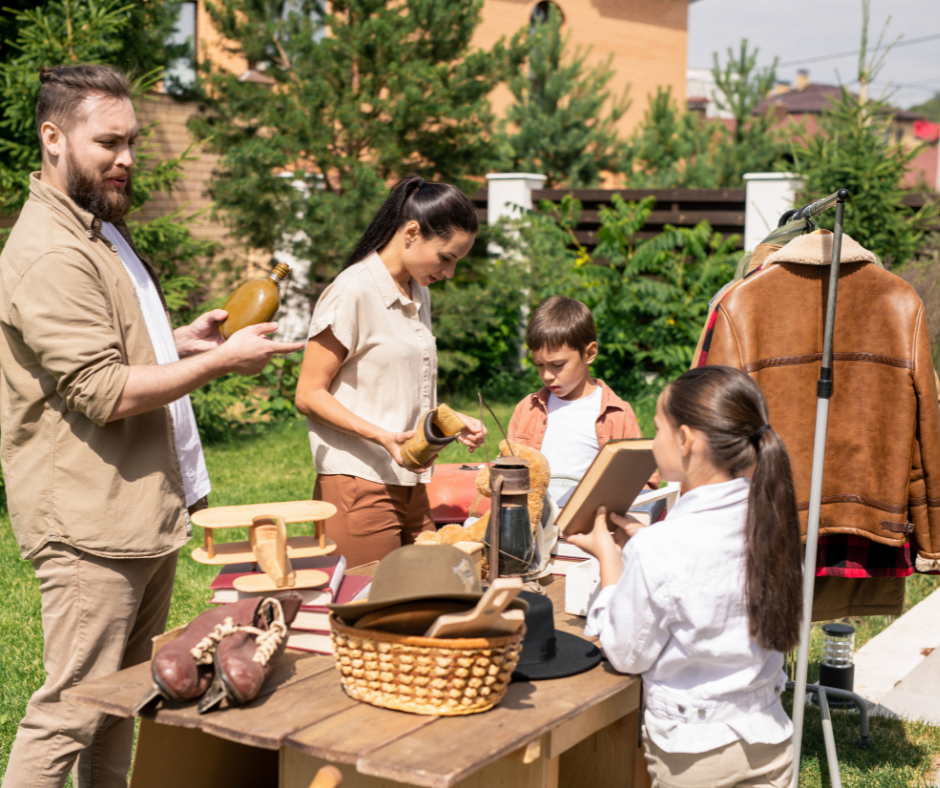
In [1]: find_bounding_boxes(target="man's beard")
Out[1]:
[65,151,133,223]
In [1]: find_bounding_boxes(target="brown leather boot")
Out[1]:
[134,597,265,712]
[198,593,303,713]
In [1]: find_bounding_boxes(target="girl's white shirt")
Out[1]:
[585,476,793,754]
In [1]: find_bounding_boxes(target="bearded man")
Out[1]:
[0,65,305,788]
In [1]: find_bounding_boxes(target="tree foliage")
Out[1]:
[192,0,525,279]
[500,4,630,188]
[625,87,721,189]
[433,197,738,399]
[0,0,215,307]
[625,41,787,189]
[790,3,938,268]
[709,40,786,186]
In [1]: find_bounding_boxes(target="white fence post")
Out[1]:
[485,173,547,226]
[743,173,803,251]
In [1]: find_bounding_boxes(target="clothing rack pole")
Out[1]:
[789,189,851,787]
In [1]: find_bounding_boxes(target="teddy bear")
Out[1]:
[416,440,551,547]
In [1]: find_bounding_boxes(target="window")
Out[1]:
[164,1,197,92]
[530,1,563,27]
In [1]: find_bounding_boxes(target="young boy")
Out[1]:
[508,296,655,505]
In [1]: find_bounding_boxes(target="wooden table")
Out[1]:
[64,578,648,788]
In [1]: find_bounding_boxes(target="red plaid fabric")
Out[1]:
[815,535,939,578]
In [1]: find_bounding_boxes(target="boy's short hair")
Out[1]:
[525,296,597,355]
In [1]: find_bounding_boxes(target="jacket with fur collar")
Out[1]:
[706,230,940,571]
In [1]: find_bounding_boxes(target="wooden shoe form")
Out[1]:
[190,500,337,566]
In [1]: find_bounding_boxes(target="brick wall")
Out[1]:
[474,0,689,163]
[134,92,231,253]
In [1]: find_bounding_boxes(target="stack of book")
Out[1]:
[208,555,371,655]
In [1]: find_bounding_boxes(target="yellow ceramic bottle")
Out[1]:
[218,263,292,340]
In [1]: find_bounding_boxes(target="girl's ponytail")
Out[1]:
[746,425,803,653]
[343,175,479,271]
[663,366,803,653]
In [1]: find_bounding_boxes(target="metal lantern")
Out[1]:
[817,623,856,708]
[486,457,540,580]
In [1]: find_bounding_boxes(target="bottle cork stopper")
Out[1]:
[270,262,292,281]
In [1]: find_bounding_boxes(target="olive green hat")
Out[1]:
[328,544,527,621]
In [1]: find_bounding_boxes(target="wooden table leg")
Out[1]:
[205,529,215,560]
[316,521,326,551]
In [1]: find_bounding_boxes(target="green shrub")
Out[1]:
[434,195,738,402]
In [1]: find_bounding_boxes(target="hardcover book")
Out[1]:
[557,439,658,536]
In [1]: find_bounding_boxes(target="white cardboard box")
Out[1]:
[565,557,601,616]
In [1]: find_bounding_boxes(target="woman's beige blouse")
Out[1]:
[306,252,437,486]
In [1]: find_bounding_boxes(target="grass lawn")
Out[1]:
[2,402,939,785]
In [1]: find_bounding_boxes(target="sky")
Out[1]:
[687,0,940,112]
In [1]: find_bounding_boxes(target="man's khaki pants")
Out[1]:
[643,725,793,788]
[2,543,177,788]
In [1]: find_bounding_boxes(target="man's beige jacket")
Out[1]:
[0,174,189,559]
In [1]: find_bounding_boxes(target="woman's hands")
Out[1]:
[376,411,485,472]
[453,412,487,452]
[566,507,647,589]
[377,429,429,473]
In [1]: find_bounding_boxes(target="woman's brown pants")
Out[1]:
[314,474,435,568]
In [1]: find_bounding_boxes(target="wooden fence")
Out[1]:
[472,188,938,251]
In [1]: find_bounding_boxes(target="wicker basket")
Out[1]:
[329,613,525,716]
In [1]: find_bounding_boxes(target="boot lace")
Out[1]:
[189,598,288,666]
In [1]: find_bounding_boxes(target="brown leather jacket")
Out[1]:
[706,231,940,569]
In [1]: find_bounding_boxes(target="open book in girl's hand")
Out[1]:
[556,439,659,536]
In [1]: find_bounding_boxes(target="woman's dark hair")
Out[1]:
[343,175,479,270]
[662,365,803,653]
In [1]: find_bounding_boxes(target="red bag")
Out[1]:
[427,464,491,525]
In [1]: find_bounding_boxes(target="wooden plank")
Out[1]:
[196,665,361,750]
[572,230,744,248]
[571,210,745,226]
[355,663,633,787]
[532,188,746,203]
[64,651,332,722]
[286,702,438,764]
[130,719,278,788]
[548,682,639,758]
[191,500,336,529]
[283,746,559,788]
[558,711,637,788]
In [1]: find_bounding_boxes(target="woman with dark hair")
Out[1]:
[295,176,485,566]
[569,365,802,788]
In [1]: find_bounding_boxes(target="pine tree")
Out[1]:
[0,0,215,312]
[191,0,525,278]
[500,4,630,188]
[626,88,720,189]
[710,40,786,185]
[791,2,938,267]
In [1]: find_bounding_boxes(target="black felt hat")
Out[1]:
[511,590,601,682]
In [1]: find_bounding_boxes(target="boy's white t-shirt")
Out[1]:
[540,385,602,504]
[101,222,211,508]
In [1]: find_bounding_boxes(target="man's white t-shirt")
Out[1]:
[540,385,602,505]
[101,223,211,507]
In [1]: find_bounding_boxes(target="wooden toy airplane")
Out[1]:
[190,501,338,592]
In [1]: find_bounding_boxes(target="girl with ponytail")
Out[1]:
[568,365,802,788]
[296,176,484,566]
